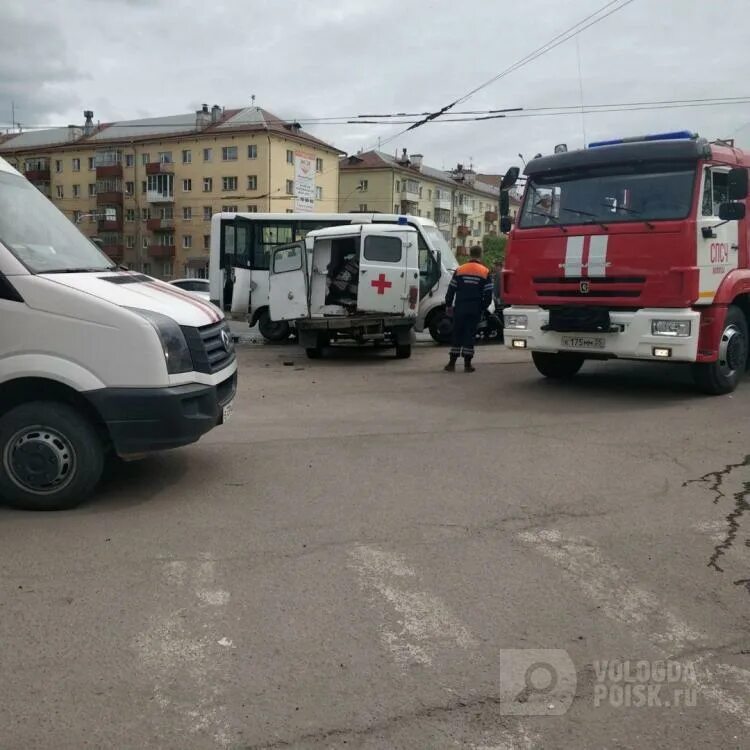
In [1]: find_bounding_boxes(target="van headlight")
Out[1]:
[504,313,528,330]
[127,308,193,373]
[651,319,691,337]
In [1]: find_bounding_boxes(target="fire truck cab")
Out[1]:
[502,131,750,394]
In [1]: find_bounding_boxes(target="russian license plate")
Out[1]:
[221,401,233,424]
[561,335,606,350]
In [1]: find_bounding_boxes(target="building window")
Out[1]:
[359,179,368,191]
[222,146,238,161]
[142,208,151,220]
[72,158,81,172]
[182,149,192,164]
[285,179,294,195]
[246,204,258,212]
[285,209,293,213]
[158,151,173,164]
[395,180,400,191]
[394,204,399,213]
[183,178,192,192]
[142,262,151,275]
[316,157,323,172]
[247,175,257,190]
[203,177,213,192]
[126,154,134,167]
[88,183,97,197]
[141,180,147,194]
[428,189,432,200]
[55,160,62,173]
[315,186,322,200]
[203,148,212,162]
[222,176,238,191]
[183,206,192,220]
[142,153,150,166]
[159,206,173,220]
[147,173,174,199]
[126,208,135,221]
[247,144,257,159]
[56,185,64,199]
[88,157,95,170]
[125,181,134,195]
[126,235,135,248]
[72,184,81,198]
[183,235,192,249]
[359,204,368,211]
[162,262,174,277]
[222,204,238,213]
[286,149,294,164]
[427,210,431,219]
[203,234,211,250]
[203,206,212,220]
[73,210,82,223]
[143,237,149,249]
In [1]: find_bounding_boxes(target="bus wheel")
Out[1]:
[258,310,290,342]
[692,305,748,395]
[532,351,584,379]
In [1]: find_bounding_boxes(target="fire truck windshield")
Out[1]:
[519,160,696,229]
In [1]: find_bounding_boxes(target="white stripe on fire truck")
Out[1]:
[588,235,609,277]
[562,235,584,277]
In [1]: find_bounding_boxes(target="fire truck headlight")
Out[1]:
[651,319,691,337]
[504,314,528,330]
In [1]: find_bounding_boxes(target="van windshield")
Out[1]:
[519,160,697,228]
[0,171,115,273]
[421,225,458,269]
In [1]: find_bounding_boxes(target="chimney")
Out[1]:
[196,104,210,128]
[83,110,94,136]
[211,104,221,123]
[409,153,423,170]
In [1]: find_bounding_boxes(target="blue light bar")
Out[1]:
[588,130,697,148]
[398,215,408,224]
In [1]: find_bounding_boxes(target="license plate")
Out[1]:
[561,336,606,349]
[221,401,233,424]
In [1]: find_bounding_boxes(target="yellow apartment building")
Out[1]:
[0,106,342,278]
[339,150,502,254]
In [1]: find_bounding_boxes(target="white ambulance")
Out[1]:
[0,156,237,510]
[269,222,419,358]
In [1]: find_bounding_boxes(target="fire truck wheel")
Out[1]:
[395,344,412,359]
[692,305,748,395]
[532,351,584,379]
[258,310,291,342]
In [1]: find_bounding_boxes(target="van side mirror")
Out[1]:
[500,216,513,234]
[718,202,746,221]
[727,167,748,201]
[500,167,520,191]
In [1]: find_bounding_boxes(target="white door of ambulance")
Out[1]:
[695,166,739,304]
[357,226,419,315]
[269,242,309,321]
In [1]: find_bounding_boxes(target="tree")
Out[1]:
[482,234,507,267]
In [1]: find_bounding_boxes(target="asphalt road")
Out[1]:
[1,342,748,749]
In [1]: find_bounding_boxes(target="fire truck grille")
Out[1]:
[533,276,645,298]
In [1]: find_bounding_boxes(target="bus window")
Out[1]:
[221,223,235,269]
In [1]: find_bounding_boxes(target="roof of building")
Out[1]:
[341,150,500,197]
[0,106,343,155]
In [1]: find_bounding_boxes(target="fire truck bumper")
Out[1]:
[503,306,701,362]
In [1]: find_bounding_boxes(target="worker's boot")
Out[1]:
[444,354,458,372]
[464,356,475,373]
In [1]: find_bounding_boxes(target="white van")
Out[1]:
[0,156,237,510]
[270,223,419,358]
[209,212,458,342]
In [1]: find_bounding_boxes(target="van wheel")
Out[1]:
[306,347,322,359]
[258,310,291,342]
[0,402,104,511]
[692,305,748,395]
[428,310,453,344]
[532,351,584,379]
[395,344,412,359]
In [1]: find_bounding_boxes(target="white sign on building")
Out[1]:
[294,151,315,212]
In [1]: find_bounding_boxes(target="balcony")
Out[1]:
[147,189,175,204]
[146,161,174,175]
[96,163,123,179]
[25,167,51,183]
[96,190,123,206]
[101,244,124,262]
[434,195,452,210]
[149,244,176,259]
[457,225,471,237]
[147,218,175,232]
[400,186,420,202]
[484,210,498,223]
[98,216,123,233]
[400,199,418,215]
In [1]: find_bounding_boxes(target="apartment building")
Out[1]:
[0,106,342,278]
[339,150,501,253]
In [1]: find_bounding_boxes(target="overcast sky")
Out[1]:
[3,0,750,175]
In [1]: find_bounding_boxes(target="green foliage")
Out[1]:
[482,234,507,267]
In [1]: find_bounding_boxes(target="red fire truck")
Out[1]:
[500,131,750,394]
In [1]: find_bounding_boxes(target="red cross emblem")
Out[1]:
[371,273,392,295]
